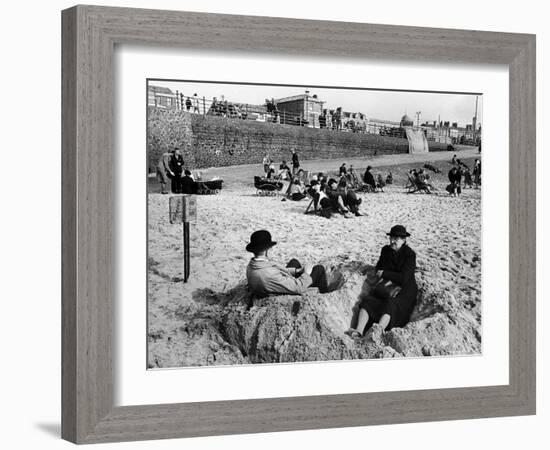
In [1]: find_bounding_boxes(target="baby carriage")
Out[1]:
[254,176,283,196]
[195,179,223,195]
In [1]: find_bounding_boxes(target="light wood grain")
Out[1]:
[61,5,536,444]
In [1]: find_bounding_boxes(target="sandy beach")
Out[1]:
[148,151,482,368]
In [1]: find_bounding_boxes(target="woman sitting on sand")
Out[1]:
[288,178,306,201]
[347,225,418,337]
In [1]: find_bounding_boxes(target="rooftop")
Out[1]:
[274,94,324,104]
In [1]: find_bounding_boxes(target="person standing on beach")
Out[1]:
[262,154,270,175]
[448,166,462,196]
[473,159,481,188]
[347,225,418,337]
[291,148,300,175]
[339,163,347,176]
[245,230,344,297]
[156,148,176,194]
[169,148,185,193]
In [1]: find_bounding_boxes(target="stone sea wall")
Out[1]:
[147,108,449,171]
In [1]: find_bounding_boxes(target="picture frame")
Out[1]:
[61,5,536,444]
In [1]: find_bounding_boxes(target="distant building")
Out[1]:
[148,85,177,109]
[400,114,414,127]
[421,120,480,145]
[366,118,402,135]
[274,93,324,127]
[341,111,368,132]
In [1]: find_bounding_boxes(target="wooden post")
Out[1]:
[169,195,197,282]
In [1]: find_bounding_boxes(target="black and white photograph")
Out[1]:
[147,79,483,368]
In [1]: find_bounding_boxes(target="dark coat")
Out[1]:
[180,175,196,194]
[363,169,376,188]
[364,244,418,329]
[448,168,461,184]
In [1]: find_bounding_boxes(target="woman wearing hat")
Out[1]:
[347,225,418,337]
[245,230,343,297]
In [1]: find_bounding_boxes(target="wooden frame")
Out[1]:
[62,5,536,444]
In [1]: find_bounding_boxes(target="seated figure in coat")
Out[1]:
[347,225,418,337]
[245,230,344,297]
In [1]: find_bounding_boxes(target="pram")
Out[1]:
[195,179,223,195]
[254,176,283,196]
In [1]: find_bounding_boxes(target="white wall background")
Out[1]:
[0,1,546,449]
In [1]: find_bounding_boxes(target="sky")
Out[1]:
[149,79,483,128]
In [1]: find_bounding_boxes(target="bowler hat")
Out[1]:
[387,225,411,238]
[246,230,277,253]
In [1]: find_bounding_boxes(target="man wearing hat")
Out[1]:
[156,147,177,194]
[245,230,343,297]
[347,225,418,337]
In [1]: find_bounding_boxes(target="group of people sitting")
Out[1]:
[307,174,364,218]
[407,168,434,193]
[245,225,418,336]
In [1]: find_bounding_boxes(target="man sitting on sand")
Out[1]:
[347,225,418,337]
[246,230,344,297]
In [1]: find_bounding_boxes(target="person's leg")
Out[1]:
[378,313,391,330]
[356,308,370,335]
[309,265,328,292]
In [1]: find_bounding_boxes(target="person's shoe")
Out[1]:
[343,212,353,219]
[324,270,344,293]
[367,323,385,343]
[354,211,363,217]
[345,328,362,339]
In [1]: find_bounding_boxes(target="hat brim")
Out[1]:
[246,241,277,253]
[387,232,410,238]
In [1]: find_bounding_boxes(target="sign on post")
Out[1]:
[169,195,197,224]
[169,195,197,282]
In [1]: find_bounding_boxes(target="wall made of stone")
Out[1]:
[148,108,449,171]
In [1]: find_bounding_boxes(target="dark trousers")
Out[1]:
[286,258,328,292]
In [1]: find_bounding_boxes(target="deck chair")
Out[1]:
[304,189,319,214]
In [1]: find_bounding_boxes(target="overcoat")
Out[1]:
[361,244,418,329]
